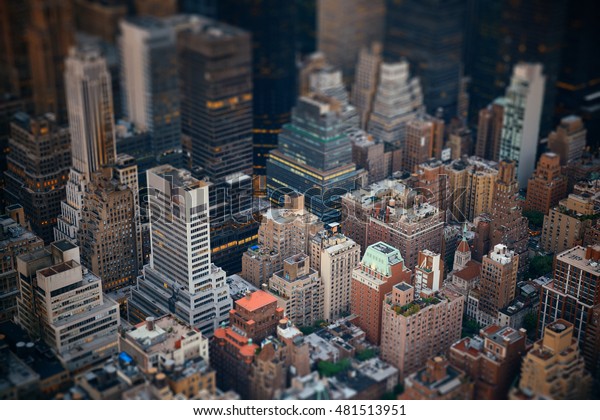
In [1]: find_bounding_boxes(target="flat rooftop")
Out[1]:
[235,290,277,312]
[127,315,202,353]
[149,165,207,190]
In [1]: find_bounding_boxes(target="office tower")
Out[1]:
[403,114,444,172]
[466,0,568,136]
[380,282,464,379]
[241,194,322,288]
[267,253,323,327]
[119,17,181,168]
[477,244,519,326]
[266,94,364,223]
[27,0,75,123]
[524,153,568,214]
[130,166,232,336]
[400,356,473,400]
[78,168,138,292]
[498,63,546,189]
[176,16,252,181]
[351,43,383,129]
[4,113,71,243]
[414,250,444,295]
[134,0,177,17]
[547,115,587,165]
[210,290,285,398]
[367,62,423,149]
[475,98,505,161]
[540,189,599,254]
[538,245,600,378]
[414,160,450,214]
[351,242,412,344]
[510,320,592,399]
[309,224,360,322]
[384,0,466,120]
[450,325,526,399]
[218,1,298,182]
[0,96,24,205]
[16,240,120,371]
[350,129,401,184]
[180,0,218,17]
[443,156,498,223]
[489,160,528,271]
[317,0,385,82]
[0,0,30,99]
[73,0,127,44]
[0,206,44,322]
[55,45,116,244]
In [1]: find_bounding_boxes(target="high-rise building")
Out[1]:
[380,282,464,379]
[119,17,182,168]
[16,240,119,371]
[489,160,528,272]
[466,0,568,137]
[400,356,473,400]
[367,61,424,150]
[538,245,600,377]
[218,0,298,182]
[498,63,546,189]
[350,130,399,184]
[27,0,75,123]
[73,0,128,44]
[524,152,568,214]
[477,244,519,326]
[210,290,285,398]
[351,43,383,129]
[0,0,30,99]
[547,115,587,165]
[309,224,360,322]
[414,250,444,295]
[0,206,44,322]
[403,114,444,172]
[475,98,505,161]
[176,15,253,181]
[267,253,323,327]
[351,242,412,344]
[133,0,177,17]
[449,325,526,399]
[4,113,71,243]
[384,0,466,120]
[317,0,384,82]
[0,96,24,206]
[266,94,364,222]
[510,319,592,399]
[130,166,232,336]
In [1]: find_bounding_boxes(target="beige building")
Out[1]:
[309,224,360,322]
[510,320,592,399]
[404,115,444,173]
[547,115,587,165]
[414,250,443,294]
[119,315,209,373]
[380,283,464,380]
[351,42,383,129]
[267,254,323,327]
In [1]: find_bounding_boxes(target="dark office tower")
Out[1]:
[177,16,253,181]
[295,0,316,57]
[4,113,71,243]
[466,0,568,136]
[27,0,75,124]
[0,96,24,206]
[218,1,297,184]
[119,17,182,168]
[384,0,466,120]
[267,94,364,223]
[556,0,600,148]
[180,0,218,18]
[0,0,30,99]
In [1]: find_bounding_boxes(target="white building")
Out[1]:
[499,63,546,188]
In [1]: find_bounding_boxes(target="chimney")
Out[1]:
[146,316,155,331]
[245,290,252,299]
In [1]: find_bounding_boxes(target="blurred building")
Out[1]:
[400,356,473,400]
[351,43,383,129]
[403,114,444,172]
[547,115,587,165]
[73,0,127,44]
[134,0,177,17]
[524,152,568,214]
[498,63,546,188]
[4,112,71,243]
[0,0,30,100]
[350,129,401,184]
[351,242,412,344]
[475,98,505,161]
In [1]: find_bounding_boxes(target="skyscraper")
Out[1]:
[266,94,364,222]
[498,63,546,188]
[55,45,116,243]
[130,165,232,336]
[0,0,30,99]
[524,152,568,214]
[403,114,444,173]
[351,42,383,130]
[384,0,466,120]
[317,0,385,82]
[176,15,253,181]
[27,0,75,123]
[547,115,587,165]
[119,17,182,168]
[4,113,71,243]
[475,98,505,161]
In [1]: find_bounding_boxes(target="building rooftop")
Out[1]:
[556,245,600,275]
[235,290,277,312]
[148,165,207,190]
[127,315,203,354]
[226,274,258,301]
[481,325,525,346]
[360,242,404,276]
[454,260,481,281]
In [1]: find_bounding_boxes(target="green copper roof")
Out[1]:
[361,242,403,277]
